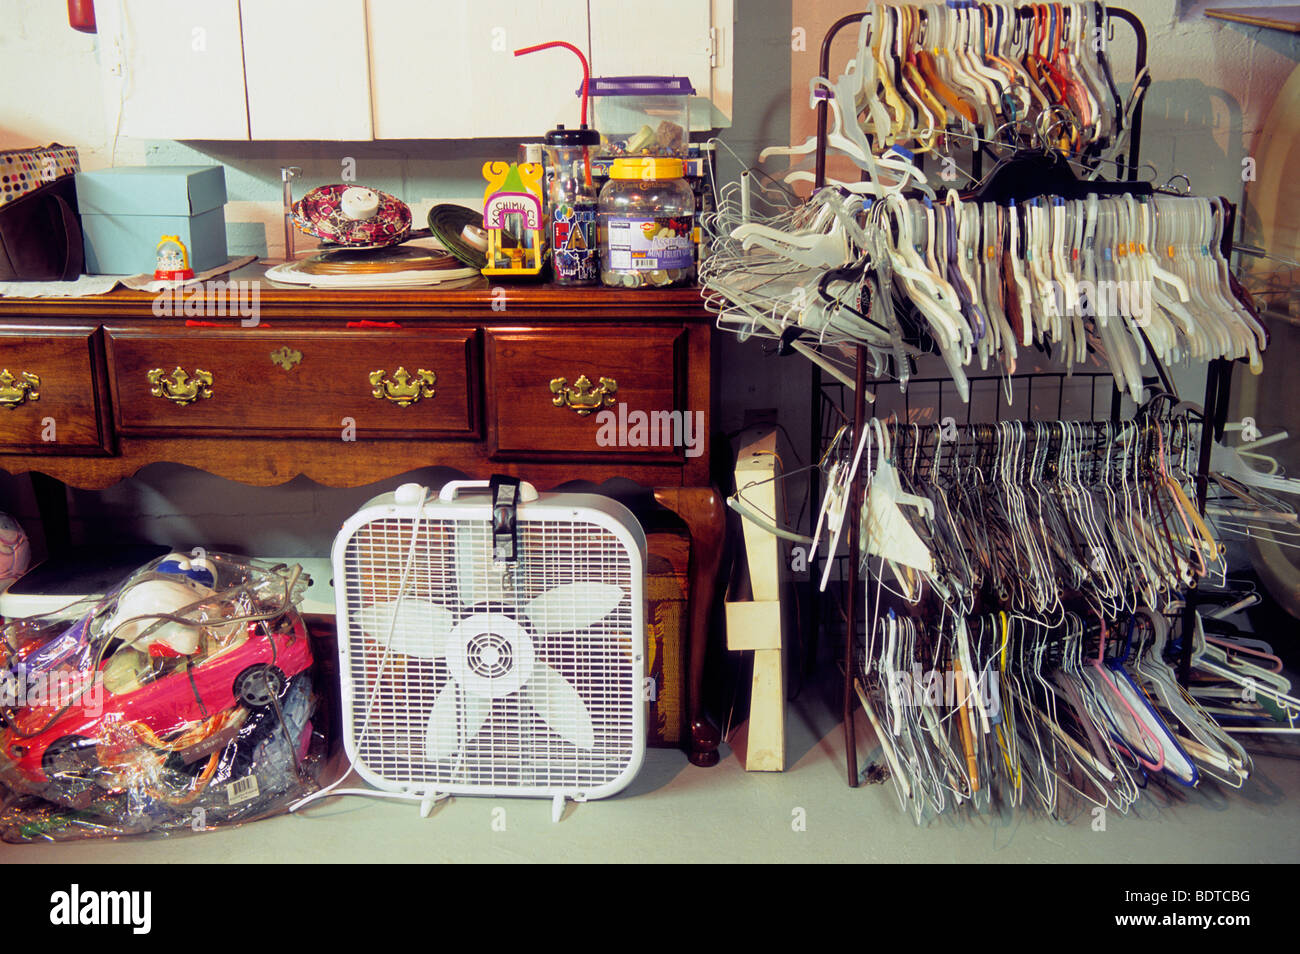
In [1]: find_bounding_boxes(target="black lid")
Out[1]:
[545,123,600,146]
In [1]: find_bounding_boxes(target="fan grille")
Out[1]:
[341,514,639,793]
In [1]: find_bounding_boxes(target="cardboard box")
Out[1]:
[74,165,228,275]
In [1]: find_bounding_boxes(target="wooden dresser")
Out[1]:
[0,275,723,766]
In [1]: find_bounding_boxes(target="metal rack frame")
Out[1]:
[802,3,1237,787]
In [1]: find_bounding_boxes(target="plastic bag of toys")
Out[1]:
[0,551,325,842]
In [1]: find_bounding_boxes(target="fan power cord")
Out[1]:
[290,485,436,814]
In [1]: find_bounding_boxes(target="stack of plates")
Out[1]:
[266,241,480,288]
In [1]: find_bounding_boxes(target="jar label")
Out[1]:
[606,216,694,270]
[552,204,598,282]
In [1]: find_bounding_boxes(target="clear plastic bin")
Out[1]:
[584,76,696,160]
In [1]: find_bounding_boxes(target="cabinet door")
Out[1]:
[588,0,733,130]
[365,0,475,139]
[96,0,250,140]
[241,0,374,140]
[368,0,589,140]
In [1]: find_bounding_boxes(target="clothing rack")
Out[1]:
[814,370,1131,593]
[812,6,1149,189]
[805,3,1240,788]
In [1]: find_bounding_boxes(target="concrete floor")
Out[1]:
[4,677,1297,864]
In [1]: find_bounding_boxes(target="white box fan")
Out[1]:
[331,478,646,820]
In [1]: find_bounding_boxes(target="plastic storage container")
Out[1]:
[543,124,600,285]
[598,157,695,288]
[585,76,696,159]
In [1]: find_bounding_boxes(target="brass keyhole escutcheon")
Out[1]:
[270,346,302,370]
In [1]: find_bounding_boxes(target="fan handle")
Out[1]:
[437,480,540,503]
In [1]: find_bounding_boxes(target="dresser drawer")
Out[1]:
[488,326,688,459]
[0,327,111,454]
[105,328,479,439]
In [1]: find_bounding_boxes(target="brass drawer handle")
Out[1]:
[550,375,617,416]
[0,369,40,409]
[370,367,436,407]
[148,367,213,406]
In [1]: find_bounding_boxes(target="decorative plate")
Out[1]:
[292,184,412,248]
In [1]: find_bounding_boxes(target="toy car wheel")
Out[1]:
[42,735,98,799]
[233,664,285,709]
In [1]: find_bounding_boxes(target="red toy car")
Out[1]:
[2,609,312,803]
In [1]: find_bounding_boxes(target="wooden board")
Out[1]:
[724,423,786,771]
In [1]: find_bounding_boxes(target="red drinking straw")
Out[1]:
[513,40,593,186]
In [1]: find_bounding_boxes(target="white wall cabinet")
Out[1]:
[241,0,374,140]
[99,0,732,141]
[364,0,474,140]
[96,0,252,140]
[366,0,589,139]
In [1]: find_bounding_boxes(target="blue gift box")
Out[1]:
[74,165,228,275]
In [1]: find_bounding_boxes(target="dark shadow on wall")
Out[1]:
[59,464,483,557]
[713,0,795,411]
[0,472,44,565]
[711,1,814,546]
[715,0,792,181]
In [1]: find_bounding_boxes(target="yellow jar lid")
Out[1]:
[610,157,685,180]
